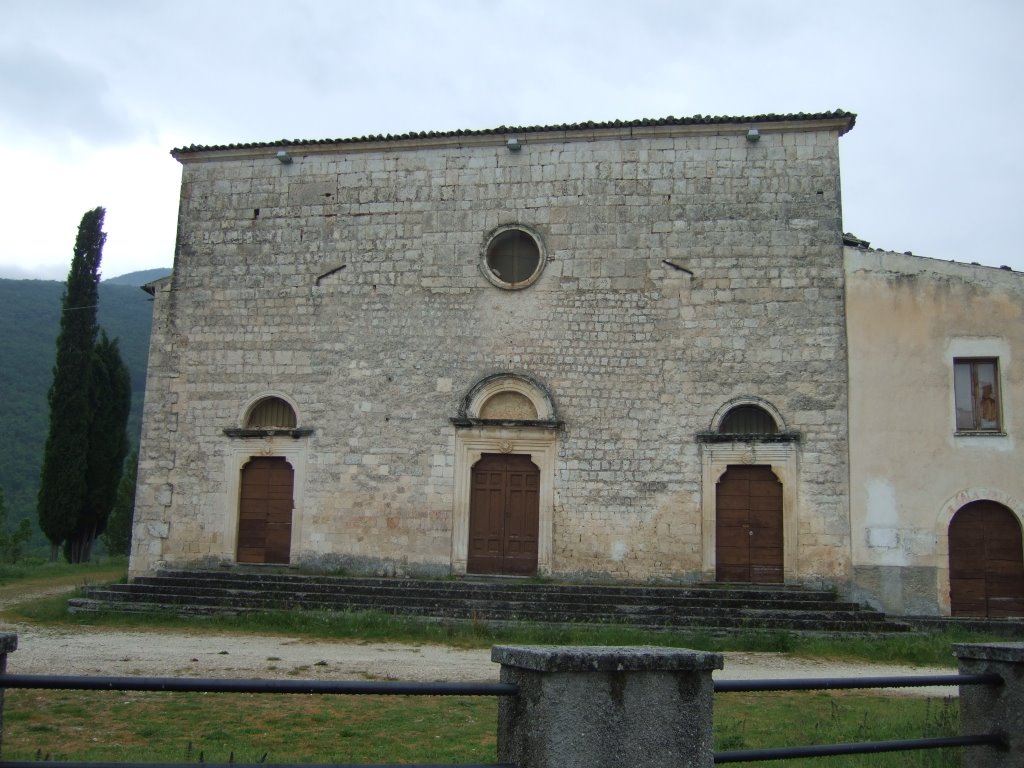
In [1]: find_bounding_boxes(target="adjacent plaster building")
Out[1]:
[845,247,1024,617]
[128,111,1024,617]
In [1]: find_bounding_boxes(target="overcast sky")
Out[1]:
[2,0,1022,280]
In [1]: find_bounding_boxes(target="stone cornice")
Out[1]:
[172,112,856,164]
[223,427,314,439]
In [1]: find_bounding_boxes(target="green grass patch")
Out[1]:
[0,557,127,622]
[0,555,126,587]
[4,690,495,764]
[3,688,959,766]
[716,691,961,767]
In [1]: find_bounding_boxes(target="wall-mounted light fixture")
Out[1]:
[276,150,293,164]
[506,137,522,152]
[745,128,760,143]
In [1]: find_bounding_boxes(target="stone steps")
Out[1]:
[118,577,862,611]
[78,584,893,618]
[70,570,911,633]
[903,615,1024,638]
[73,592,896,632]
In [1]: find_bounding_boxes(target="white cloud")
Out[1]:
[0,0,1023,274]
[0,141,179,280]
[0,262,68,281]
[0,46,146,148]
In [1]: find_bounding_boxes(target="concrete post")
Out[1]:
[955,641,1023,767]
[0,632,17,757]
[492,645,722,768]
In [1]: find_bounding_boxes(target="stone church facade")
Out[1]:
[129,111,1024,617]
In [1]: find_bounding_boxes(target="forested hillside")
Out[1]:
[0,269,170,540]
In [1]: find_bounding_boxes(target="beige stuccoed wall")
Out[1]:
[129,118,852,584]
[845,247,1024,614]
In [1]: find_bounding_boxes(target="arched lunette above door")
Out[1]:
[451,372,561,428]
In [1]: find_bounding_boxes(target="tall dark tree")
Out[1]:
[65,333,131,563]
[37,207,105,560]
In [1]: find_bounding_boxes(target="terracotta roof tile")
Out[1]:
[172,110,856,154]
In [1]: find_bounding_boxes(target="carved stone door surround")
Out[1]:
[453,426,557,575]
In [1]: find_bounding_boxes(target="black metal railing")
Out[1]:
[0,673,518,768]
[713,672,1007,764]
[0,668,1013,766]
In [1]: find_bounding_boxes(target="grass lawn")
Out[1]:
[715,691,962,767]
[0,560,995,766]
[3,688,961,767]
[0,556,126,592]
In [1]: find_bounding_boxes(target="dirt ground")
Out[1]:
[0,583,959,697]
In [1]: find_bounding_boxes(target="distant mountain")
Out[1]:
[103,268,172,286]
[0,277,157,538]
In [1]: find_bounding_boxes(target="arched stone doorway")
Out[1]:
[700,398,798,583]
[237,456,295,564]
[716,465,784,583]
[452,373,561,576]
[948,500,1024,617]
[224,393,309,567]
[468,453,540,575]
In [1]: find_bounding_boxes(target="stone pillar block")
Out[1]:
[0,632,17,756]
[955,641,1024,767]
[492,645,722,768]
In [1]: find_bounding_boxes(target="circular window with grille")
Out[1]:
[481,225,546,290]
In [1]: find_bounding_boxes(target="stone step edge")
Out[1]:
[65,598,909,632]
[79,589,897,618]
[88,585,871,613]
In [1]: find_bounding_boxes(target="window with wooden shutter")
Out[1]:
[954,358,1001,432]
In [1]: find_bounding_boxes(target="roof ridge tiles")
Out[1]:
[172,109,856,154]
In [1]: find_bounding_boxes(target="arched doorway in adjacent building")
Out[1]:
[467,453,540,575]
[237,456,295,564]
[948,500,1024,617]
[716,464,784,583]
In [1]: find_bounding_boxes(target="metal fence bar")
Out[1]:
[714,672,1002,693]
[0,763,516,768]
[714,733,1006,763]
[0,673,517,697]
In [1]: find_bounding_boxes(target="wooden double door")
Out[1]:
[237,456,294,564]
[468,453,539,575]
[716,465,784,583]
[949,500,1024,618]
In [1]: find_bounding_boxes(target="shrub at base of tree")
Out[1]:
[0,488,32,564]
[102,451,137,557]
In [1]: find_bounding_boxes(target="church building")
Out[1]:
[129,111,1023,618]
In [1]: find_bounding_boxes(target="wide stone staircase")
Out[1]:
[70,570,912,634]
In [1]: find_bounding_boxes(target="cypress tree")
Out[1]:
[65,333,131,563]
[37,207,105,560]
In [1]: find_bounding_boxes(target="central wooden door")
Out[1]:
[949,500,1024,617]
[716,464,784,583]
[237,456,294,564]
[468,453,539,575]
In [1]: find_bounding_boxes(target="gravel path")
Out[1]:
[0,584,959,697]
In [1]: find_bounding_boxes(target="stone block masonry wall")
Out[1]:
[130,120,851,583]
